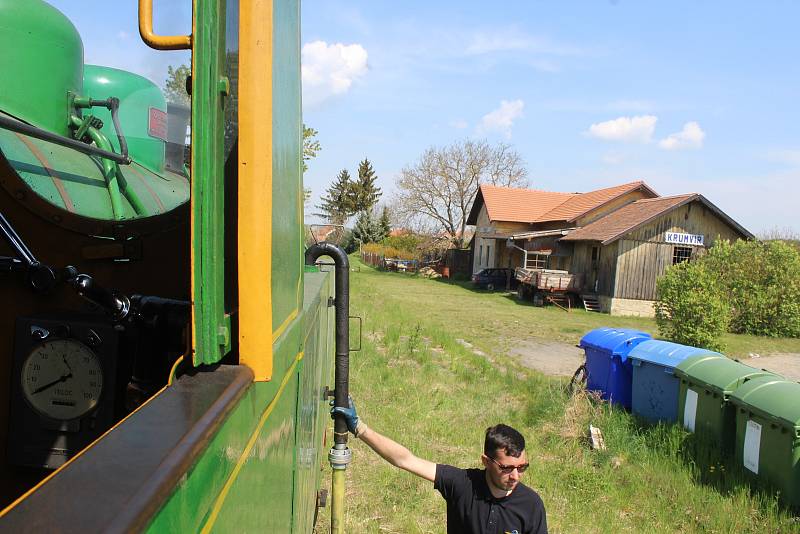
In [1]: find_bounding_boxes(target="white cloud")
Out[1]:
[477,100,525,139]
[301,41,368,108]
[586,115,657,143]
[659,121,705,150]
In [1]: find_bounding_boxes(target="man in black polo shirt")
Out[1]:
[333,398,547,534]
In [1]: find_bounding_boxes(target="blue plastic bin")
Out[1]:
[629,340,722,423]
[579,328,652,409]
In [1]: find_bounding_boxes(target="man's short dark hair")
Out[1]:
[484,424,525,458]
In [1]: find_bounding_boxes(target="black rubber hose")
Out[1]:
[305,242,350,446]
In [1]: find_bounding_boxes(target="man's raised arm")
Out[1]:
[332,397,437,482]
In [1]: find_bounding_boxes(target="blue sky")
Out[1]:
[49,1,798,234]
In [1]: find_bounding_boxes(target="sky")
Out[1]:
[48,1,798,235]
[301,0,799,235]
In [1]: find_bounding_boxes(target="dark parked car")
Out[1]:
[471,268,518,290]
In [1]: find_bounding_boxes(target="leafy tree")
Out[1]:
[394,139,527,248]
[165,64,191,106]
[351,158,381,212]
[315,169,355,224]
[303,125,321,173]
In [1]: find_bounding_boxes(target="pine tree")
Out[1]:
[352,158,382,212]
[352,209,382,245]
[379,206,392,241]
[315,169,355,224]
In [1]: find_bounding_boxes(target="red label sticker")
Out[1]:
[148,107,168,140]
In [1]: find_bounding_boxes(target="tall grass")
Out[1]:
[314,260,799,532]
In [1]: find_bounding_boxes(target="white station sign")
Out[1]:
[665,232,704,246]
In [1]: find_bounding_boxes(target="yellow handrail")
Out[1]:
[138,0,191,50]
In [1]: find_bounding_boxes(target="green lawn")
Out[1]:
[314,259,800,533]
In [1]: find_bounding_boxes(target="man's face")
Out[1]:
[482,448,528,493]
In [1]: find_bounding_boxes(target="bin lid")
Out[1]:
[579,328,652,362]
[629,340,722,369]
[674,356,775,396]
[730,376,800,430]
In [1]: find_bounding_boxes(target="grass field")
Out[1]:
[313,259,800,533]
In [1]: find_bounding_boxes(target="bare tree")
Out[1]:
[393,139,527,248]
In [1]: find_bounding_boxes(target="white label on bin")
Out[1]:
[683,389,698,432]
[743,420,762,474]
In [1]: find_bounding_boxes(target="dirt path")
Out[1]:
[507,339,585,377]
[508,339,800,381]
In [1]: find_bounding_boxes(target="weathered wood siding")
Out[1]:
[570,242,616,294]
[613,200,746,300]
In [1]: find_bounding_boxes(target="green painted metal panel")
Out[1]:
[192,0,230,365]
[146,271,334,532]
[0,0,83,136]
[83,65,168,175]
[0,128,188,219]
[271,0,303,334]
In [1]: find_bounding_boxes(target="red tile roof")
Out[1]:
[537,181,657,222]
[470,181,656,225]
[476,184,575,223]
[560,194,697,244]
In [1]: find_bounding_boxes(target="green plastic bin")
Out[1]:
[730,377,800,508]
[674,355,774,453]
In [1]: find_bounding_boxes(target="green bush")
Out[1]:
[655,239,800,348]
[702,240,800,337]
[655,260,731,351]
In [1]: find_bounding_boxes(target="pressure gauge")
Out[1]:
[21,339,104,421]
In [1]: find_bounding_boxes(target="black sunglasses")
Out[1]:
[487,455,529,474]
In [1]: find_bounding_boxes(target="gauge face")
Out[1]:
[21,339,103,421]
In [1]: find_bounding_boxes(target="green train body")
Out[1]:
[0,0,338,531]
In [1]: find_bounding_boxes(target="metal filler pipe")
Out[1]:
[304,242,351,534]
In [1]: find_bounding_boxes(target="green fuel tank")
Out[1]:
[83,65,168,175]
[0,0,83,137]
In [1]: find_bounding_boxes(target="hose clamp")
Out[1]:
[328,446,352,470]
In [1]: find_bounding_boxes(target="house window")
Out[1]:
[590,246,600,269]
[672,246,692,265]
[486,245,492,266]
[478,245,483,266]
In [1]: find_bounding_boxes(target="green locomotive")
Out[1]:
[0,0,351,531]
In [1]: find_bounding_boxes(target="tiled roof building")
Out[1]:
[468,181,751,316]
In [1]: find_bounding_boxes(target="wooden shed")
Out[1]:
[560,194,753,316]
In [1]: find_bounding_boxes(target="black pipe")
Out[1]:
[0,114,131,165]
[90,98,129,159]
[304,242,350,446]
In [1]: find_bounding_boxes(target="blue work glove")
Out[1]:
[330,395,362,436]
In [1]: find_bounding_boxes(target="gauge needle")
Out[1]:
[62,354,73,373]
[31,372,73,395]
